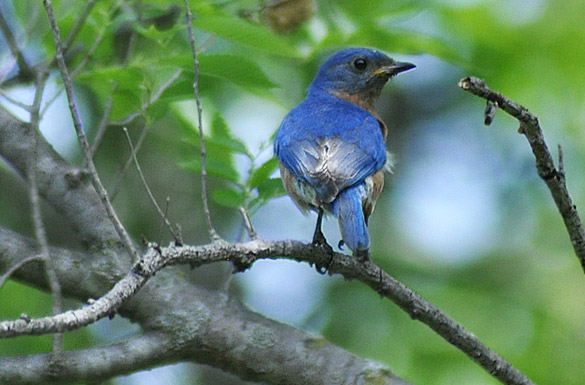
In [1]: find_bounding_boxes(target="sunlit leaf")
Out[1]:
[210,113,250,156]
[212,187,245,208]
[195,15,300,57]
[179,154,239,182]
[155,53,277,98]
[256,177,286,199]
[249,157,279,188]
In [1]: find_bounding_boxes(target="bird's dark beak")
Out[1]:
[389,61,416,75]
[373,61,416,77]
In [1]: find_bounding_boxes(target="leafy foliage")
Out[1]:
[2,0,585,384]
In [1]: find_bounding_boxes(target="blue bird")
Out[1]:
[274,47,414,260]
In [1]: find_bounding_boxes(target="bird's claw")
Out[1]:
[354,249,370,263]
[312,231,334,274]
[312,230,333,254]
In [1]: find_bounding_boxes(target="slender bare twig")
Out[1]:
[69,18,110,79]
[28,68,64,353]
[40,0,119,119]
[29,162,64,353]
[105,69,182,130]
[109,69,183,199]
[62,0,97,50]
[150,69,183,104]
[0,88,31,111]
[89,93,114,159]
[198,34,216,53]
[557,144,565,177]
[122,127,182,244]
[183,0,220,242]
[0,255,45,290]
[110,125,148,201]
[157,197,172,243]
[43,0,139,261]
[0,10,32,80]
[459,76,585,273]
[239,207,258,240]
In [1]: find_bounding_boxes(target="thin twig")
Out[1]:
[122,127,182,244]
[104,69,182,131]
[0,255,45,290]
[40,0,118,119]
[28,70,63,353]
[183,0,220,242]
[558,144,565,177]
[0,88,31,111]
[43,0,139,261]
[157,197,171,243]
[459,76,585,273]
[69,16,111,79]
[239,207,258,240]
[0,10,32,80]
[89,93,114,159]
[109,69,182,198]
[149,68,183,104]
[62,0,97,50]
[198,34,216,53]
[111,125,148,201]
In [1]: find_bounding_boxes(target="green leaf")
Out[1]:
[179,154,239,182]
[155,53,278,98]
[134,23,183,45]
[212,187,245,208]
[249,157,279,188]
[175,109,241,182]
[256,177,286,199]
[194,15,300,57]
[77,66,146,119]
[209,113,250,155]
[199,54,277,92]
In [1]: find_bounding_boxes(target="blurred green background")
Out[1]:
[1,0,585,384]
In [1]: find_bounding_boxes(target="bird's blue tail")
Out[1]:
[332,183,369,256]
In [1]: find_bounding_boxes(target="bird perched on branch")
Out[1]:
[274,47,414,260]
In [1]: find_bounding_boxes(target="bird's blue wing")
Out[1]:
[274,97,386,203]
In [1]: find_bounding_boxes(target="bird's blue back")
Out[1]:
[274,91,386,203]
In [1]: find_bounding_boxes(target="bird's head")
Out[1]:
[308,48,415,109]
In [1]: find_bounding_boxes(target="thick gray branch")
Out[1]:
[0,226,533,385]
[459,76,585,273]
[0,104,124,251]
[0,332,173,385]
[0,227,409,385]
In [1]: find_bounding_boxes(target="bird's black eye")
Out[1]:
[353,58,367,71]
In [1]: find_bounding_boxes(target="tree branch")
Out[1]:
[43,0,139,261]
[0,104,122,249]
[459,76,585,273]
[0,227,409,385]
[122,127,182,244]
[183,0,221,242]
[0,9,32,81]
[0,230,534,385]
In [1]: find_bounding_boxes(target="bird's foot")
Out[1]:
[354,248,370,263]
[312,229,333,254]
[312,230,334,274]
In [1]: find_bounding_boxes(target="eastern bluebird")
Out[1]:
[274,47,414,260]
